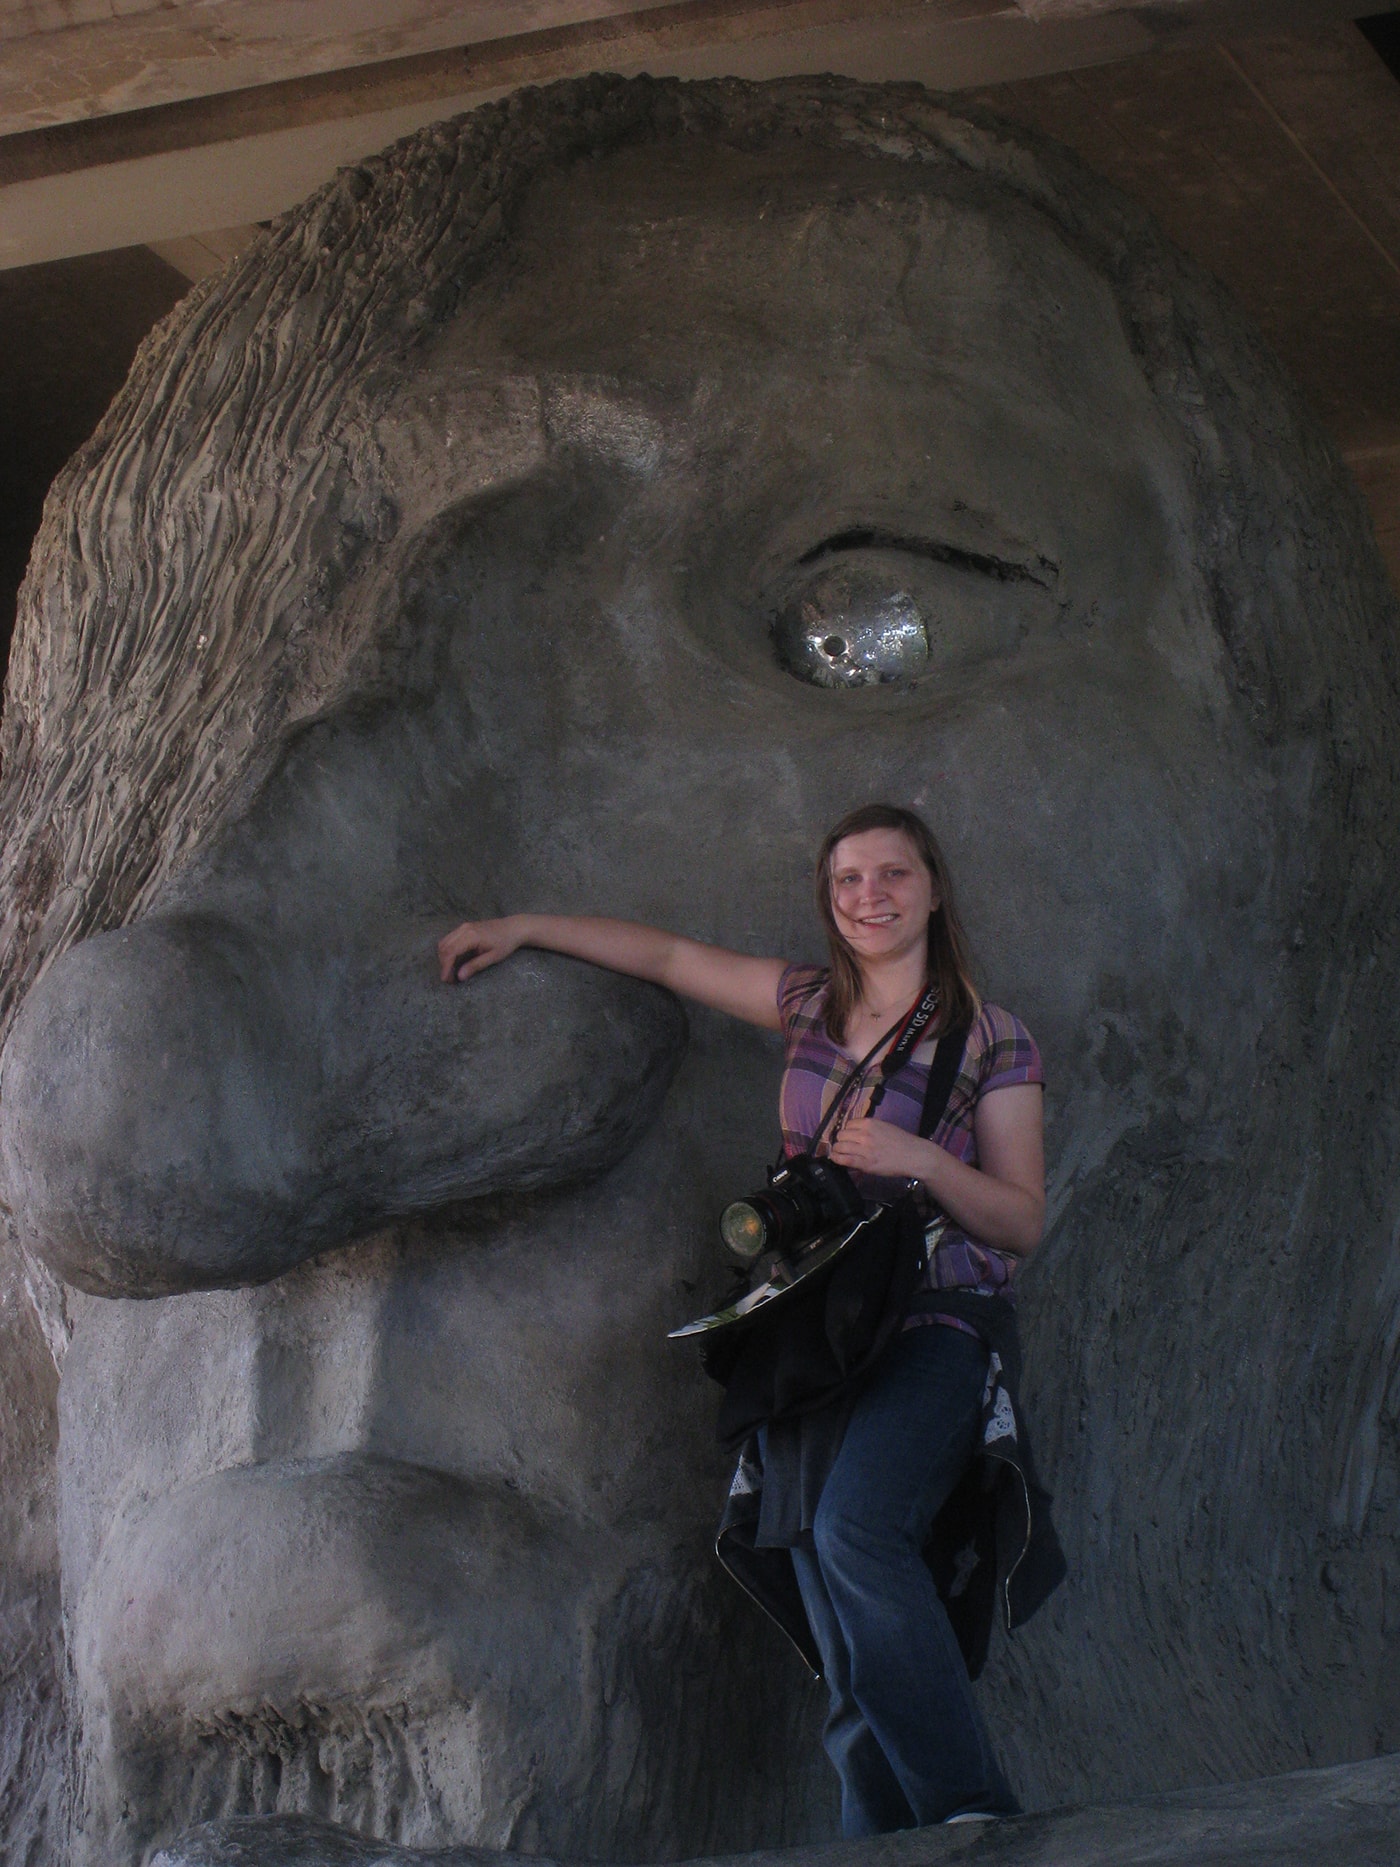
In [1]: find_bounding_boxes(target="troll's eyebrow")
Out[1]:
[797,526,1058,588]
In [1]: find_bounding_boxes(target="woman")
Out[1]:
[438,802,1047,1833]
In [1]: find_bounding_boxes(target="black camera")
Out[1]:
[720,1154,867,1265]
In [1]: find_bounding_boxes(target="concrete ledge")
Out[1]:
[151,1752,1400,1867]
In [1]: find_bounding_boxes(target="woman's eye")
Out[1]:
[774,564,929,689]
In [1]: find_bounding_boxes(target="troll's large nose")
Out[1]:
[0,913,685,1297]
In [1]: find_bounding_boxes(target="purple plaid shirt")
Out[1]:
[777,963,1044,1299]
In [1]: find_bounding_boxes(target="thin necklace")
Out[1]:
[858,988,923,1020]
[829,983,939,1140]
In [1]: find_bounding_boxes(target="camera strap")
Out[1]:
[913,1015,972,1140]
[807,981,943,1157]
[864,983,944,1122]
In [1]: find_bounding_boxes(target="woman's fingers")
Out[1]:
[451,946,494,982]
[437,922,501,983]
[826,1124,870,1167]
[436,924,473,982]
[829,1118,918,1177]
[438,915,529,983]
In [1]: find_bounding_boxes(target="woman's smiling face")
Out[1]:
[828,828,937,971]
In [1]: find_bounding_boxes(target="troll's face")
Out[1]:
[2,96,1383,1865]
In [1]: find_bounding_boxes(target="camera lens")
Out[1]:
[720,1200,769,1262]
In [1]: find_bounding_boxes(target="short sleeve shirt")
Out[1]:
[776,963,1044,1298]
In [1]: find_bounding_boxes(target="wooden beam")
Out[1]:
[0,0,1005,185]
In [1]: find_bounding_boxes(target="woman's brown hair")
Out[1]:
[814,804,981,1045]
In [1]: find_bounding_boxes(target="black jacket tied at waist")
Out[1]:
[714,1289,1066,1681]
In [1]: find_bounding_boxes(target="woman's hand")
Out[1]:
[438,916,526,983]
[826,1118,930,1181]
[827,1084,1045,1257]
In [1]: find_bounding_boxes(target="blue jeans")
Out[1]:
[790,1324,1014,1834]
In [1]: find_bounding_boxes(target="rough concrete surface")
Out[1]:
[150,1753,1400,1865]
[0,67,1398,1867]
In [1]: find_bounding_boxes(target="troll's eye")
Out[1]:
[774,565,929,689]
[769,534,1057,691]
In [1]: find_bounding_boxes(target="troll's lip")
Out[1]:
[76,1452,632,1725]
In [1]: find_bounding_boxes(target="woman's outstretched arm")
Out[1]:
[437,913,786,1031]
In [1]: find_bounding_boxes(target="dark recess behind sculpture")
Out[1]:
[0,246,187,682]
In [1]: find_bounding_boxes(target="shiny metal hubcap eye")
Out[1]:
[774,565,931,688]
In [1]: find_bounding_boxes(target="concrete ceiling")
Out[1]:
[0,0,1376,267]
[0,0,1177,133]
[973,17,1400,587]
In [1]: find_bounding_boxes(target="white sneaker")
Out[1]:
[943,1811,1002,1825]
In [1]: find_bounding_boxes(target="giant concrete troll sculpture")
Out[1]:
[0,73,1397,1867]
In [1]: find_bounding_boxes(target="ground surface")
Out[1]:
[152,1754,1400,1867]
